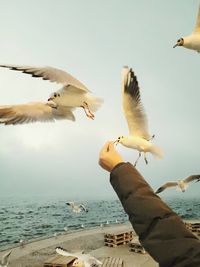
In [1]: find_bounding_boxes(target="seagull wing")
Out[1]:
[0,64,90,92]
[66,202,75,207]
[184,175,200,183]
[193,5,200,33]
[1,250,12,265]
[0,102,75,125]
[79,204,88,212]
[122,67,150,139]
[155,182,178,194]
[56,247,77,258]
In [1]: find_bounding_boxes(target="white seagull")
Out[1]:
[56,247,102,267]
[115,66,163,166]
[0,64,102,125]
[0,250,12,267]
[173,4,200,52]
[155,175,200,194]
[66,202,88,213]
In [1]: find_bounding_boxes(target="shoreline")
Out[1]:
[1,220,199,267]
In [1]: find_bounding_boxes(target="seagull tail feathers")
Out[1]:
[149,144,163,159]
[86,96,103,112]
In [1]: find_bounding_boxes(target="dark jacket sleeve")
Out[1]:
[110,162,200,267]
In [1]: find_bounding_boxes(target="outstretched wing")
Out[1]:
[0,64,90,92]
[184,175,200,183]
[79,204,88,212]
[155,182,178,194]
[193,4,200,33]
[56,247,78,262]
[122,67,150,140]
[66,202,75,208]
[0,102,75,125]
[1,250,12,265]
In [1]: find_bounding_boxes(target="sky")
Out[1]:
[0,0,199,199]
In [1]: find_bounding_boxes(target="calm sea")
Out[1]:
[0,196,199,251]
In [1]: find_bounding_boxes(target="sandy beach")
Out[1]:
[0,223,158,267]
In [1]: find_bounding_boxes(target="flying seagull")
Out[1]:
[173,4,200,52]
[0,64,102,125]
[66,202,88,213]
[115,66,163,166]
[0,250,12,267]
[56,247,102,267]
[155,175,200,194]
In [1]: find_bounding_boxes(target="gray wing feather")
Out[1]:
[193,5,200,33]
[0,102,75,125]
[184,175,200,183]
[155,182,178,194]
[122,67,150,139]
[0,64,90,92]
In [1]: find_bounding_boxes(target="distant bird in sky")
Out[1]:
[0,250,12,267]
[115,66,163,166]
[0,64,102,125]
[66,202,88,213]
[56,247,102,267]
[173,4,200,52]
[155,175,200,194]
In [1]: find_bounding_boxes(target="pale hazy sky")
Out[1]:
[0,0,200,199]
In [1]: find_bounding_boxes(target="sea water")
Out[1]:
[0,196,199,250]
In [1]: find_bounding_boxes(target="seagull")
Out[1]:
[0,250,12,267]
[155,175,200,194]
[115,66,163,166]
[64,227,68,232]
[66,202,88,213]
[19,239,26,248]
[0,64,102,125]
[173,4,200,52]
[56,247,102,267]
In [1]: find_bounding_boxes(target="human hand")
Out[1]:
[99,141,124,172]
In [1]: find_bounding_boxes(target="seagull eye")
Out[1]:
[54,93,57,97]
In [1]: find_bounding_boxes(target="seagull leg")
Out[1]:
[134,152,141,167]
[148,134,155,141]
[83,101,95,119]
[144,153,148,165]
[80,103,94,120]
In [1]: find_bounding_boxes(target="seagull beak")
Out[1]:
[173,43,178,48]
[113,140,119,146]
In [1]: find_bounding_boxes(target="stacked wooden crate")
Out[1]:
[104,229,133,247]
[44,255,77,267]
[128,237,146,254]
[184,221,200,238]
[102,257,123,267]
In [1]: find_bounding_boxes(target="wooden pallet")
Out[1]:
[104,240,130,247]
[102,257,123,267]
[44,255,77,267]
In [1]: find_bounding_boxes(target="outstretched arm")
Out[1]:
[99,141,200,267]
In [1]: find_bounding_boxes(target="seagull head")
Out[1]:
[173,38,184,48]
[48,92,61,101]
[114,136,124,145]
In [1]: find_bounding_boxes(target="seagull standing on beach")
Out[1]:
[173,4,200,52]
[56,247,102,267]
[0,250,12,267]
[66,202,88,213]
[0,64,102,125]
[155,175,200,194]
[115,66,163,166]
